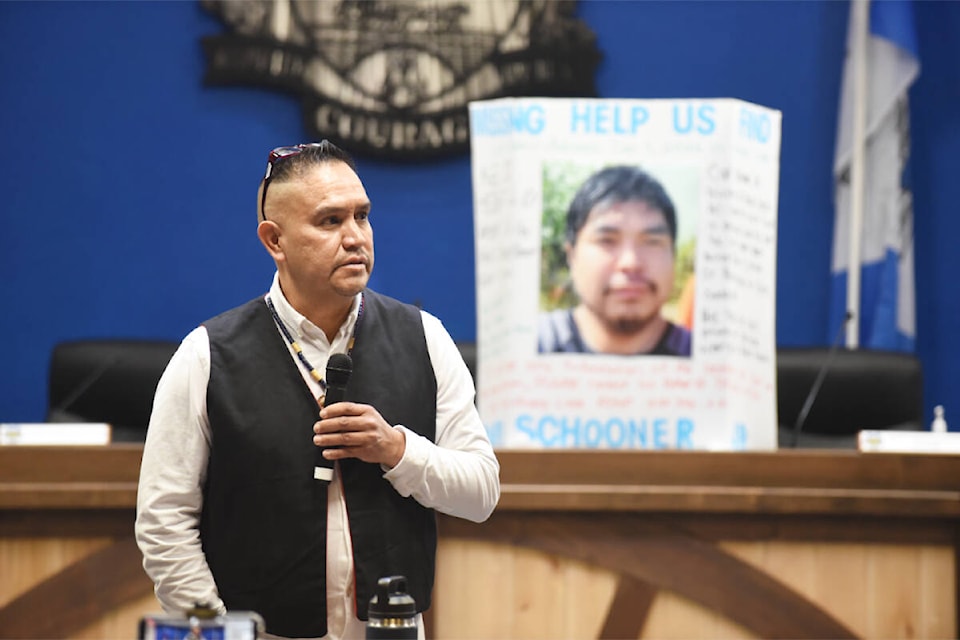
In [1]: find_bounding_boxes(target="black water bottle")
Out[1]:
[366,575,418,639]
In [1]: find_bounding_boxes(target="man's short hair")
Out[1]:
[257,140,358,222]
[565,165,677,247]
[266,140,357,186]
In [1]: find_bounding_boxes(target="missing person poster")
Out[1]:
[469,97,781,451]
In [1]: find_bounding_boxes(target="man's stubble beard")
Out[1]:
[582,298,658,336]
[598,284,661,336]
[609,317,649,334]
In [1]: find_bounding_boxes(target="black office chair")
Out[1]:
[776,347,924,448]
[47,339,180,442]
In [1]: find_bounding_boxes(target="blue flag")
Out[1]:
[830,0,919,351]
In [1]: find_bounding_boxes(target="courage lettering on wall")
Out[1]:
[199,0,601,160]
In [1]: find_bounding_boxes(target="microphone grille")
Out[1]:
[325,353,353,386]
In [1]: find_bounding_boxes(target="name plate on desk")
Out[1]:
[858,429,960,454]
[0,422,111,446]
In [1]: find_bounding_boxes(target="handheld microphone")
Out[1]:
[323,353,353,407]
[315,353,353,482]
[789,311,853,448]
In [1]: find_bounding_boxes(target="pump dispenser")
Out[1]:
[932,405,948,433]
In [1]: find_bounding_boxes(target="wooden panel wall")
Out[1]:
[0,532,156,639]
[433,537,955,639]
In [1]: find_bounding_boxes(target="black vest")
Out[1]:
[201,290,437,638]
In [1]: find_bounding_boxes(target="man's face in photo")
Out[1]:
[566,199,676,334]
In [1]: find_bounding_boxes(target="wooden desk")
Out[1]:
[0,445,146,640]
[2,446,958,639]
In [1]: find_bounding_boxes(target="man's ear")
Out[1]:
[564,240,575,266]
[257,221,284,262]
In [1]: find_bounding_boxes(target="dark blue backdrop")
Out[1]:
[2,1,958,428]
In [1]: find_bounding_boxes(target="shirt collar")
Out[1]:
[267,273,361,343]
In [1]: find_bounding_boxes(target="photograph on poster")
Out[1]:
[538,161,699,357]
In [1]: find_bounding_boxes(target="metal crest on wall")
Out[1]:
[199,0,601,160]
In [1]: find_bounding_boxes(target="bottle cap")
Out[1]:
[368,576,416,618]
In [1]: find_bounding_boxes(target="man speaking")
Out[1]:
[135,140,500,639]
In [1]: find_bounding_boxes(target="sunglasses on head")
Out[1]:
[258,142,329,221]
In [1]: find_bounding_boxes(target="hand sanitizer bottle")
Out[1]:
[931,405,948,433]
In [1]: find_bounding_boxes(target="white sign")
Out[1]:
[469,97,781,451]
[0,423,111,446]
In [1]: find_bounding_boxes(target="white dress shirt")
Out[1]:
[135,276,500,639]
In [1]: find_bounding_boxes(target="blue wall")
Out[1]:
[2,1,958,427]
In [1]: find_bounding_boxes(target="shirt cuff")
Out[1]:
[382,425,427,495]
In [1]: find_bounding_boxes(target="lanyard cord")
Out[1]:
[264,293,364,401]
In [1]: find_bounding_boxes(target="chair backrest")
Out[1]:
[777,347,924,448]
[47,339,180,442]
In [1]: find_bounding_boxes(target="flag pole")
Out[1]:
[846,0,870,349]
